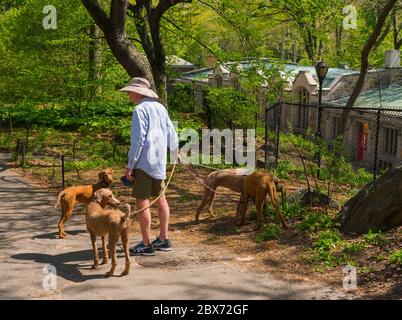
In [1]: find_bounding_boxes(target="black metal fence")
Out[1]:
[264,102,402,181]
[8,131,129,188]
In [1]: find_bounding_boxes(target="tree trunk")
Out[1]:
[81,0,155,89]
[103,26,154,84]
[82,0,193,104]
[281,27,286,60]
[339,0,398,135]
[292,33,298,63]
[336,24,343,58]
[89,23,102,95]
[392,8,402,49]
[340,166,402,235]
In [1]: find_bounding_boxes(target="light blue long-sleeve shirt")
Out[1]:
[127,97,179,180]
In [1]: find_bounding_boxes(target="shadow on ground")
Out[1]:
[12,249,109,282]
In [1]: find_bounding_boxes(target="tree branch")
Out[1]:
[80,0,108,30]
[153,0,193,20]
[161,15,224,64]
[110,0,128,34]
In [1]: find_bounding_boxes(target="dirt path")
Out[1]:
[0,154,347,300]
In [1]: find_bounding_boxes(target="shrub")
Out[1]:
[168,83,196,113]
[206,87,259,129]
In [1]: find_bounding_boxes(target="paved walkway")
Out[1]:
[0,154,346,300]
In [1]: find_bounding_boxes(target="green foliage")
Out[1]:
[296,212,337,232]
[320,137,372,188]
[169,110,204,135]
[273,160,302,180]
[64,158,120,171]
[342,242,367,254]
[206,87,259,129]
[256,224,281,242]
[362,229,389,246]
[308,230,346,269]
[279,198,304,219]
[168,83,196,113]
[312,230,342,252]
[389,250,402,266]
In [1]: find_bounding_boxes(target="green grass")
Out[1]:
[342,242,367,254]
[256,224,281,242]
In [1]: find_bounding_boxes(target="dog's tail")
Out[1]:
[54,190,66,208]
[122,203,131,221]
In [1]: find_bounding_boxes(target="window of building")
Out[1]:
[214,75,223,88]
[384,127,398,156]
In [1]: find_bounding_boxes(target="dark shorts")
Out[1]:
[132,169,165,199]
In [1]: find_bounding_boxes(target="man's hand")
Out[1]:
[125,167,134,182]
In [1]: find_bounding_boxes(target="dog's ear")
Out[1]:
[94,189,103,203]
[107,168,114,176]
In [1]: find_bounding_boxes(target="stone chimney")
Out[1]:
[385,50,400,68]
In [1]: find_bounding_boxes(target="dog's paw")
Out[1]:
[101,259,108,265]
[105,272,113,278]
[91,264,98,270]
[120,270,129,277]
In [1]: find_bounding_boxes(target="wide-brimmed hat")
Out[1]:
[119,77,159,99]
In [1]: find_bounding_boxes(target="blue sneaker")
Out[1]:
[152,237,172,251]
[129,241,155,256]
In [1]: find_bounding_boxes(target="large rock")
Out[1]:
[340,166,402,235]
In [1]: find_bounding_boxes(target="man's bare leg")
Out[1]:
[156,195,170,241]
[136,198,152,245]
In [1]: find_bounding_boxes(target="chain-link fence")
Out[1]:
[264,102,402,184]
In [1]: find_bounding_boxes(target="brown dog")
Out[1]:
[237,171,287,230]
[195,168,252,223]
[86,188,131,277]
[54,169,114,238]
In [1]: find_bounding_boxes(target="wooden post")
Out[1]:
[15,139,20,159]
[61,154,65,188]
[21,144,26,167]
[25,127,29,150]
[8,112,13,135]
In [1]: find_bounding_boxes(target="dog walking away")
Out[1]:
[238,171,287,230]
[86,188,131,277]
[54,169,113,238]
[195,168,252,223]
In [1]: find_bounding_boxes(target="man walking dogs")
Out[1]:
[120,78,179,256]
